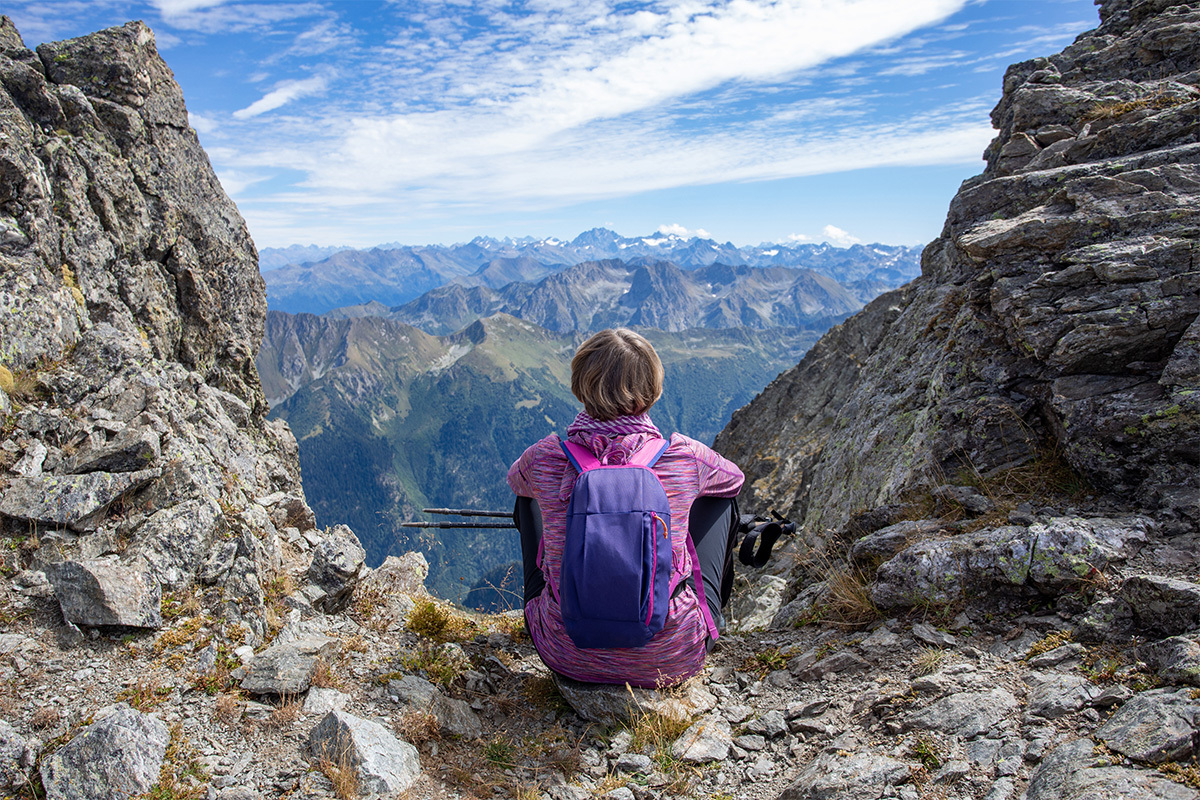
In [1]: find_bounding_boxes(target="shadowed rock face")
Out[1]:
[716,0,1200,535]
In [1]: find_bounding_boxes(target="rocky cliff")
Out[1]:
[0,16,351,641]
[717,0,1199,536]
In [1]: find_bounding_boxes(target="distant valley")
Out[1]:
[257,234,924,608]
[258,311,819,604]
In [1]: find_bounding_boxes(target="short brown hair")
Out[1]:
[571,329,664,420]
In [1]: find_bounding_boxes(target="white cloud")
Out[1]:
[822,225,862,246]
[188,111,217,134]
[657,224,711,239]
[150,1,327,34]
[215,169,269,197]
[150,0,228,14]
[787,233,814,242]
[233,77,327,119]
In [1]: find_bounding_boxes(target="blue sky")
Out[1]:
[8,0,1099,249]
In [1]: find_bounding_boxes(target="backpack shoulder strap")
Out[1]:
[560,440,601,472]
[628,437,670,468]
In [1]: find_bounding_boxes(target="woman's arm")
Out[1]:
[689,438,745,498]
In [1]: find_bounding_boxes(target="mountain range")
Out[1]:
[260,228,922,315]
[337,259,868,336]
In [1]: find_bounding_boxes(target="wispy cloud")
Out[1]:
[658,223,711,239]
[4,0,1098,246]
[149,0,229,15]
[822,224,861,245]
[233,76,328,119]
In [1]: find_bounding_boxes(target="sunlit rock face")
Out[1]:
[0,18,322,642]
[716,0,1200,536]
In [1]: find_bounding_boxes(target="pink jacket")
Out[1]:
[507,424,743,687]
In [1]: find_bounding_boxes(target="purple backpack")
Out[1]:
[559,438,673,649]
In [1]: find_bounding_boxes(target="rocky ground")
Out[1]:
[1,491,1199,800]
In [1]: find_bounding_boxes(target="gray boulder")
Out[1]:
[258,493,317,532]
[1096,688,1200,764]
[670,715,732,764]
[308,711,420,796]
[0,721,29,790]
[307,525,366,613]
[386,675,482,739]
[1026,737,1196,800]
[128,498,222,589]
[791,650,870,681]
[1121,575,1200,638]
[46,559,162,629]
[0,469,159,531]
[904,688,1018,739]
[849,520,942,568]
[1026,674,1103,719]
[10,441,48,477]
[553,674,716,726]
[303,687,349,717]
[777,749,909,800]
[871,517,1148,609]
[1138,635,1200,687]
[64,427,160,474]
[39,704,169,800]
[240,634,338,695]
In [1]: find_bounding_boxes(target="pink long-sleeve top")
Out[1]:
[507,418,743,687]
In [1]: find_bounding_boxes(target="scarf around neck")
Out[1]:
[565,411,663,464]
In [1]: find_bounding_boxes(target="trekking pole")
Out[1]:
[399,508,517,529]
[422,508,512,518]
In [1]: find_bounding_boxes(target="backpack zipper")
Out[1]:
[646,513,667,626]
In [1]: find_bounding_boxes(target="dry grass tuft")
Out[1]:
[116,678,172,712]
[405,598,475,641]
[823,564,882,626]
[153,616,206,655]
[29,706,61,730]
[395,643,468,690]
[340,634,369,655]
[913,647,950,676]
[1159,760,1200,790]
[1025,629,1074,660]
[396,709,441,745]
[8,367,44,405]
[311,658,342,689]
[265,693,302,730]
[1084,93,1193,120]
[316,743,360,800]
[214,692,244,727]
[626,685,696,787]
[262,572,296,603]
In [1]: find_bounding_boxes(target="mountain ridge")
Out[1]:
[261,228,922,315]
[356,258,867,336]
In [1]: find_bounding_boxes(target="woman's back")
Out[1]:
[508,421,741,686]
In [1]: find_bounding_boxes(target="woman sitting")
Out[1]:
[507,328,744,687]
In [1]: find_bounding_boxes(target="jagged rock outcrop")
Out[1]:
[0,17,345,644]
[717,0,1199,536]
